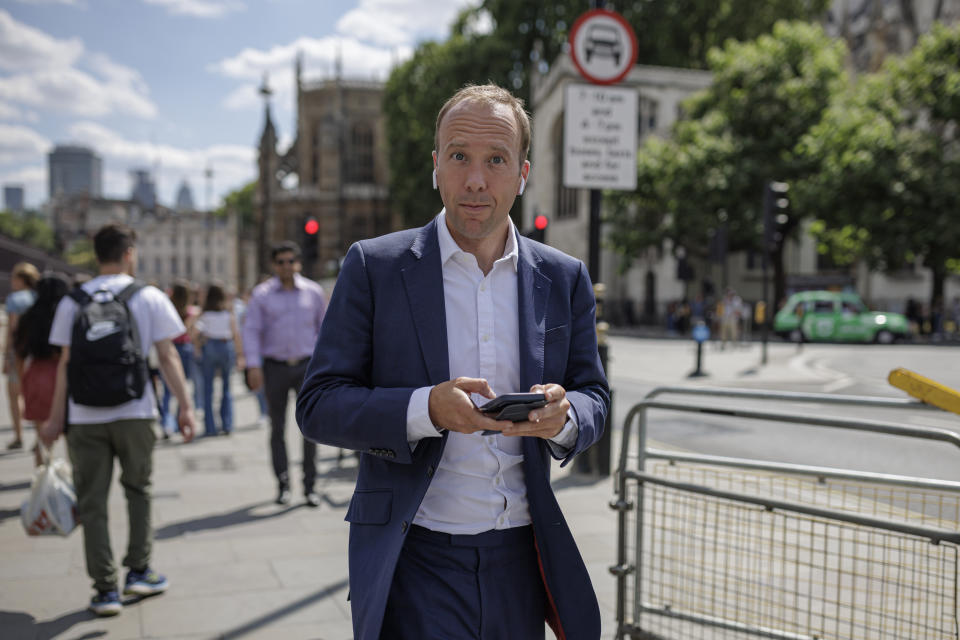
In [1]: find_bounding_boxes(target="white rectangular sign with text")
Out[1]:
[563,84,638,191]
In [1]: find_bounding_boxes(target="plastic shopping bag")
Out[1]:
[20,455,78,536]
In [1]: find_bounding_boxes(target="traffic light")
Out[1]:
[763,181,790,253]
[525,214,548,243]
[302,216,319,272]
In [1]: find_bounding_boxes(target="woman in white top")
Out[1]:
[193,283,244,436]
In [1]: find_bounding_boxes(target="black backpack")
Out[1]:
[67,281,148,407]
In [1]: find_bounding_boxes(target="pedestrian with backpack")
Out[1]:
[40,223,196,617]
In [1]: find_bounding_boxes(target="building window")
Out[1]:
[216,257,225,275]
[170,234,176,246]
[348,122,375,183]
[186,235,192,248]
[638,96,659,138]
[312,128,321,185]
[186,255,193,277]
[204,257,211,274]
[138,257,145,273]
[553,116,578,220]
[171,256,178,275]
[155,257,162,274]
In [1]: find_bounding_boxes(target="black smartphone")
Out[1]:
[478,393,548,429]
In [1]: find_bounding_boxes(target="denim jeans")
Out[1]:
[161,341,195,434]
[202,339,234,435]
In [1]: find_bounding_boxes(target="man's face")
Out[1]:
[273,250,301,279]
[434,100,530,244]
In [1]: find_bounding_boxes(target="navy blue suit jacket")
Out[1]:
[296,217,610,639]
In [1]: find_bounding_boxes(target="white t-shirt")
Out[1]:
[49,274,185,425]
[196,310,233,340]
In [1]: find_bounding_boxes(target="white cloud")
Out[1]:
[13,0,81,5]
[65,121,255,207]
[142,0,244,18]
[211,36,410,112]
[0,10,156,119]
[0,124,51,164]
[0,68,157,119]
[211,0,479,113]
[0,101,24,119]
[0,9,83,72]
[336,0,478,47]
[86,52,150,94]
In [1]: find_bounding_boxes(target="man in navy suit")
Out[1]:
[296,84,609,640]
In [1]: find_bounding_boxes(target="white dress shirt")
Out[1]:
[405,211,577,535]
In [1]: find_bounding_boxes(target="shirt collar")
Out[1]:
[436,209,519,272]
[269,272,306,291]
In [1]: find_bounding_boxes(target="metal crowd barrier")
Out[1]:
[611,386,960,640]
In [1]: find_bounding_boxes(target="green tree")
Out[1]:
[608,21,847,306]
[215,180,257,230]
[797,22,960,308]
[65,237,97,272]
[385,0,830,227]
[0,210,55,251]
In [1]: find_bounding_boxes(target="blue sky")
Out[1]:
[0,0,484,209]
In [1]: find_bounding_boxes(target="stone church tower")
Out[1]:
[255,53,398,280]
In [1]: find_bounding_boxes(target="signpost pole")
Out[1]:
[566,3,638,478]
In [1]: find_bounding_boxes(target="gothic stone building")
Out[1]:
[255,59,398,282]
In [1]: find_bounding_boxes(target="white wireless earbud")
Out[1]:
[518,176,526,196]
[432,169,438,190]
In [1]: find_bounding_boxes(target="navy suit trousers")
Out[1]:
[379,525,547,640]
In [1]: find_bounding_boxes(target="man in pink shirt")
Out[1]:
[243,241,327,507]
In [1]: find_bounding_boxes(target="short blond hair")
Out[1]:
[12,262,40,289]
[435,84,531,166]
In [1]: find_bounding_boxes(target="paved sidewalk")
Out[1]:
[0,339,827,640]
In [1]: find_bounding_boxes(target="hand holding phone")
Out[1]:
[478,393,547,432]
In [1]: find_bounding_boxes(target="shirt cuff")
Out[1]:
[244,349,262,368]
[546,408,579,458]
[407,386,443,444]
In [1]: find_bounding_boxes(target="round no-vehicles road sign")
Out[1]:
[569,9,638,85]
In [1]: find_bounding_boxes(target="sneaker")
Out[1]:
[89,590,122,616]
[305,491,321,508]
[123,568,169,596]
[276,488,291,505]
[6,439,23,450]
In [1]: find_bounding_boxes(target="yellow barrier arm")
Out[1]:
[888,368,960,416]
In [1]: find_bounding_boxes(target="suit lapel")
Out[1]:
[517,235,550,392]
[401,219,450,385]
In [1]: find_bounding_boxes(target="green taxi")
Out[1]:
[773,291,910,344]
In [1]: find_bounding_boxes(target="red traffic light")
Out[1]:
[304,218,319,235]
[534,215,548,231]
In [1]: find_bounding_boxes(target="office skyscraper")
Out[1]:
[48,145,102,199]
[3,185,24,212]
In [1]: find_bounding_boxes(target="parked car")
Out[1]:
[773,291,910,344]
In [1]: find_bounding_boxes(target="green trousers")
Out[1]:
[66,418,156,592]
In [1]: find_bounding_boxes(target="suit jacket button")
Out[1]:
[400,521,408,533]
[427,465,434,477]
